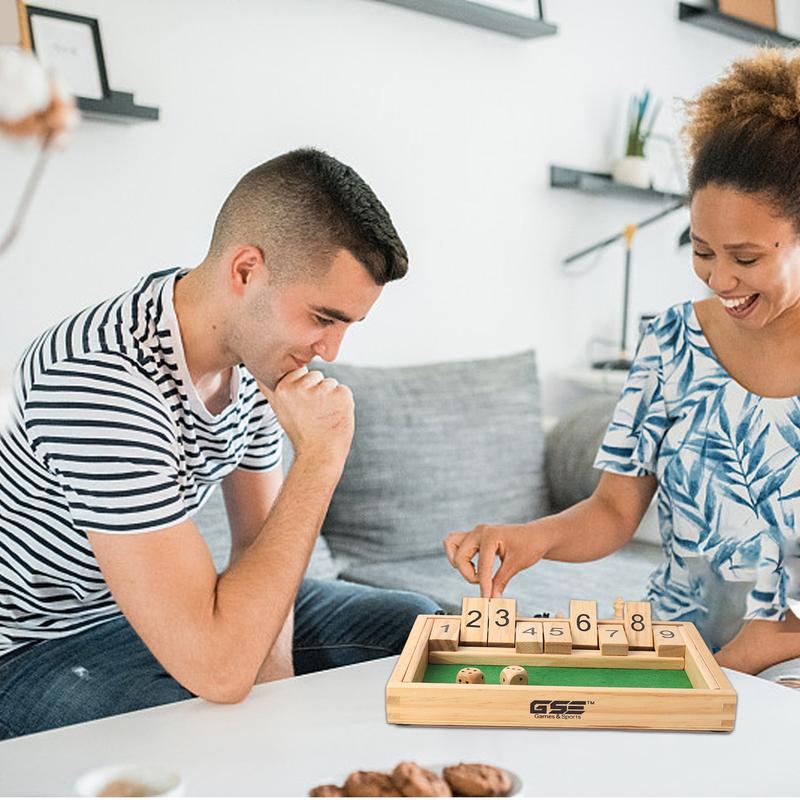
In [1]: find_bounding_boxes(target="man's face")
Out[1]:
[233,249,383,389]
[691,184,800,330]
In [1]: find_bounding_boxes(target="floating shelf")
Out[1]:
[375,0,557,38]
[77,91,159,124]
[550,165,685,204]
[677,2,800,46]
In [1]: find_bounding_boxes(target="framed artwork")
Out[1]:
[24,4,109,100]
[717,0,777,29]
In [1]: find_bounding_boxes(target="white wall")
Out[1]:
[0,0,753,413]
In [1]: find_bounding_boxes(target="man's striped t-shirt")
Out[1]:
[0,268,282,658]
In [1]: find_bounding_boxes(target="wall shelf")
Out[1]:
[375,0,557,38]
[677,2,800,46]
[549,165,685,204]
[76,91,159,124]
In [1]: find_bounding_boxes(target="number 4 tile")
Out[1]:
[515,620,544,653]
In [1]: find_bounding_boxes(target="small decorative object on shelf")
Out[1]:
[22,3,158,123]
[612,88,660,190]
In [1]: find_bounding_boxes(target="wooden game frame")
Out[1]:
[386,615,737,732]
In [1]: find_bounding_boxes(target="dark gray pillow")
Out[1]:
[317,351,548,565]
[544,394,617,512]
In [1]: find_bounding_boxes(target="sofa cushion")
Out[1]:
[544,394,662,547]
[544,394,618,512]
[340,541,662,620]
[317,351,548,566]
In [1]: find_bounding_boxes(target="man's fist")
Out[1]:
[260,368,354,467]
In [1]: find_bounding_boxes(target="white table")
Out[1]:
[0,657,797,796]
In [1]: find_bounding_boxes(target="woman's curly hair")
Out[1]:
[683,47,800,228]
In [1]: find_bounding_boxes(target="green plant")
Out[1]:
[625,89,660,158]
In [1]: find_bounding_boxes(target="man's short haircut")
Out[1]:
[208,148,408,285]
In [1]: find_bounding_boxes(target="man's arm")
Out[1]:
[222,465,294,682]
[89,368,353,703]
[223,466,284,566]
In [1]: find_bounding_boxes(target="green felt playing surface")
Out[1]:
[423,663,693,689]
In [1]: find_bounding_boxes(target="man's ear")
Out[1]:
[228,245,265,293]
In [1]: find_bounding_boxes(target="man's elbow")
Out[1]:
[179,662,255,704]
[189,676,253,704]
[199,682,252,705]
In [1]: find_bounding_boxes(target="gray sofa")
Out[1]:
[195,351,662,621]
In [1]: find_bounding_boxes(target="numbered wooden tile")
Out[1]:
[653,624,685,658]
[598,623,629,656]
[515,620,543,654]
[460,597,489,645]
[429,619,460,651]
[624,601,654,650]
[569,599,598,649]
[543,620,572,654]
[488,598,516,646]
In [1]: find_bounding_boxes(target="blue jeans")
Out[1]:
[0,578,439,740]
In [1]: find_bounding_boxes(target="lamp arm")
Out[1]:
[562,200,685,265]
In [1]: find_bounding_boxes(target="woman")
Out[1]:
[444,48,800,681]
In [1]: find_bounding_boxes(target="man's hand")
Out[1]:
[443,523,551,598]
[261,368,354,467]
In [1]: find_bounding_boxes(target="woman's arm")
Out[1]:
[715,611,800,674]
[443,471,657,597]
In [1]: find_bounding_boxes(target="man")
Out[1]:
[0,149,438,739]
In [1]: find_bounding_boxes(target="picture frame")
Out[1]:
[716,0,777,29]
[24,4,110,101]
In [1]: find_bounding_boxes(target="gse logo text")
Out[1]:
[529,699,592,718]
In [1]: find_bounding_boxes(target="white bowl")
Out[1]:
[74,764,184,797]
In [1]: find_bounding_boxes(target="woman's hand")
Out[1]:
[443,522,553,598]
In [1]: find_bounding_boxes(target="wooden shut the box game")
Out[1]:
[386,597,737,732]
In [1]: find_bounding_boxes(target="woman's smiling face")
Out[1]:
[691,184,800,329]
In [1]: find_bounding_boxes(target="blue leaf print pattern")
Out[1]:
[594,302,800,647]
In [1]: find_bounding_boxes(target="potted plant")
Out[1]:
[612,89,660,189]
